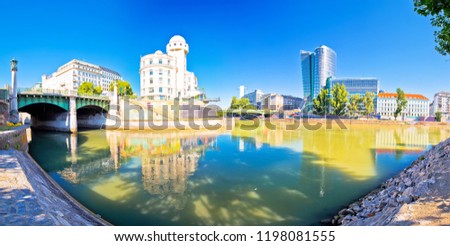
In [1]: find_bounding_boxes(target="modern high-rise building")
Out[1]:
[314,45,337,92]
[300,50,315,106]
[430,91,450,118]
[282,95,304,110]
[139,35,199,100]
[300,45,336,109]
[243,89,264,109]
[330,77,379,96]
[41,59,122,95]
[330,77,380,112]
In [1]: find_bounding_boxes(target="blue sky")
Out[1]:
[0,0,449,107]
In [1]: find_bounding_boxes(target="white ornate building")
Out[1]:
[377,92,429,119]
[41,59,122,95]
[140,35,199,100]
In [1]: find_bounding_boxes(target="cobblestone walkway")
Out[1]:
[0,150,109,226]
[0,151,54,225]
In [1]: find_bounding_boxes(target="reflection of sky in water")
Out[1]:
[28,126,450,225]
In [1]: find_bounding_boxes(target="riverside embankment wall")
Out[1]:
[0,125,110,225]
[331,138,450,226]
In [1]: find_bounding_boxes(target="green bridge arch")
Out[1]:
[18,94,70,111]
[76,97,109,111]
[18,94,110,112]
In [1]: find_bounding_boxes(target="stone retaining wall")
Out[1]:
[0,125,29,151]
[330,138,450,226]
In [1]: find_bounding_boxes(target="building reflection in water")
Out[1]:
[141,137,214,195]
[58,130,219,198]
[231,124,448,193]
[229,124,446,201]
[106,130,219,196]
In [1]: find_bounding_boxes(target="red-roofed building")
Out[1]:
[377,92,429,119]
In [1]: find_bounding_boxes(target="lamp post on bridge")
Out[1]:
[9,58,19,124]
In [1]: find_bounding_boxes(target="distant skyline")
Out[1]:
[1,0,449,107]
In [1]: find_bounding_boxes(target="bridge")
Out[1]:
[17,88,111,132]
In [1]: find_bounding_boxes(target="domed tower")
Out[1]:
[166,35,189,98]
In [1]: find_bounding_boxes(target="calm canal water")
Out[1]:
[28,124,450,225]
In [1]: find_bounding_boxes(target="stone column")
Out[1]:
[110,81,119,115]
[69,96,77,132]
[9,59,19,124]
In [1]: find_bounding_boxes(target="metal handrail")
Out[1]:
[18,87,109,99]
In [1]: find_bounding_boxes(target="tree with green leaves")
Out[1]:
[78,82,102,95]
[110,80,134,96]
[229,96,255,110]
[330,83,348,116]
[394,88,408,120]
[362,92,375,118]
[230,96,238,109]
[94,86,103,95]
[313,88,330,116]
[414,0,450,56]
[348,94,362,118]
[435,111,442,122]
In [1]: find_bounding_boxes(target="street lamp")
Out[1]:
[9,58,19,124]
[10,58,18,71]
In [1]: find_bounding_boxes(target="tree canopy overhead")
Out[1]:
[414,0,450,55]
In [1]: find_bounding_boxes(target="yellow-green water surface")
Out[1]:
[28,125,450,225]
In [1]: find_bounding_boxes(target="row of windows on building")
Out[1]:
[379,104,428,109]
[142,78,171,85]
[142,87,173,94]
[379,112,427,117]
[379,108,428,113]
[142,69,172,76]
[142,58,173,66]
[143,95,169,100]
[168,42,187,48]
[69,71,119,81]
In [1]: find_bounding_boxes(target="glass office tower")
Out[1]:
[300,50,315,109]
[301,46,336,111]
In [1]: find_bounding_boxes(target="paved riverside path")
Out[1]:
[0,150,109,225]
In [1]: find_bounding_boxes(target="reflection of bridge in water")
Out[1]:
[57,133,118,184]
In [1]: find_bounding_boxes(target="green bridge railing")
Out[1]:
[18,87,109,100]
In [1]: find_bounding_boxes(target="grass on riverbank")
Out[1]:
[0,126,18,131]
[0,122,22,131]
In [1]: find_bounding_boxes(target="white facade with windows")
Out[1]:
[430,91,450,117]
[243,89,264,109]
[261,93,284,111]
[41,59,122,95]
[140,35,199,100]
[377,93,429,119]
